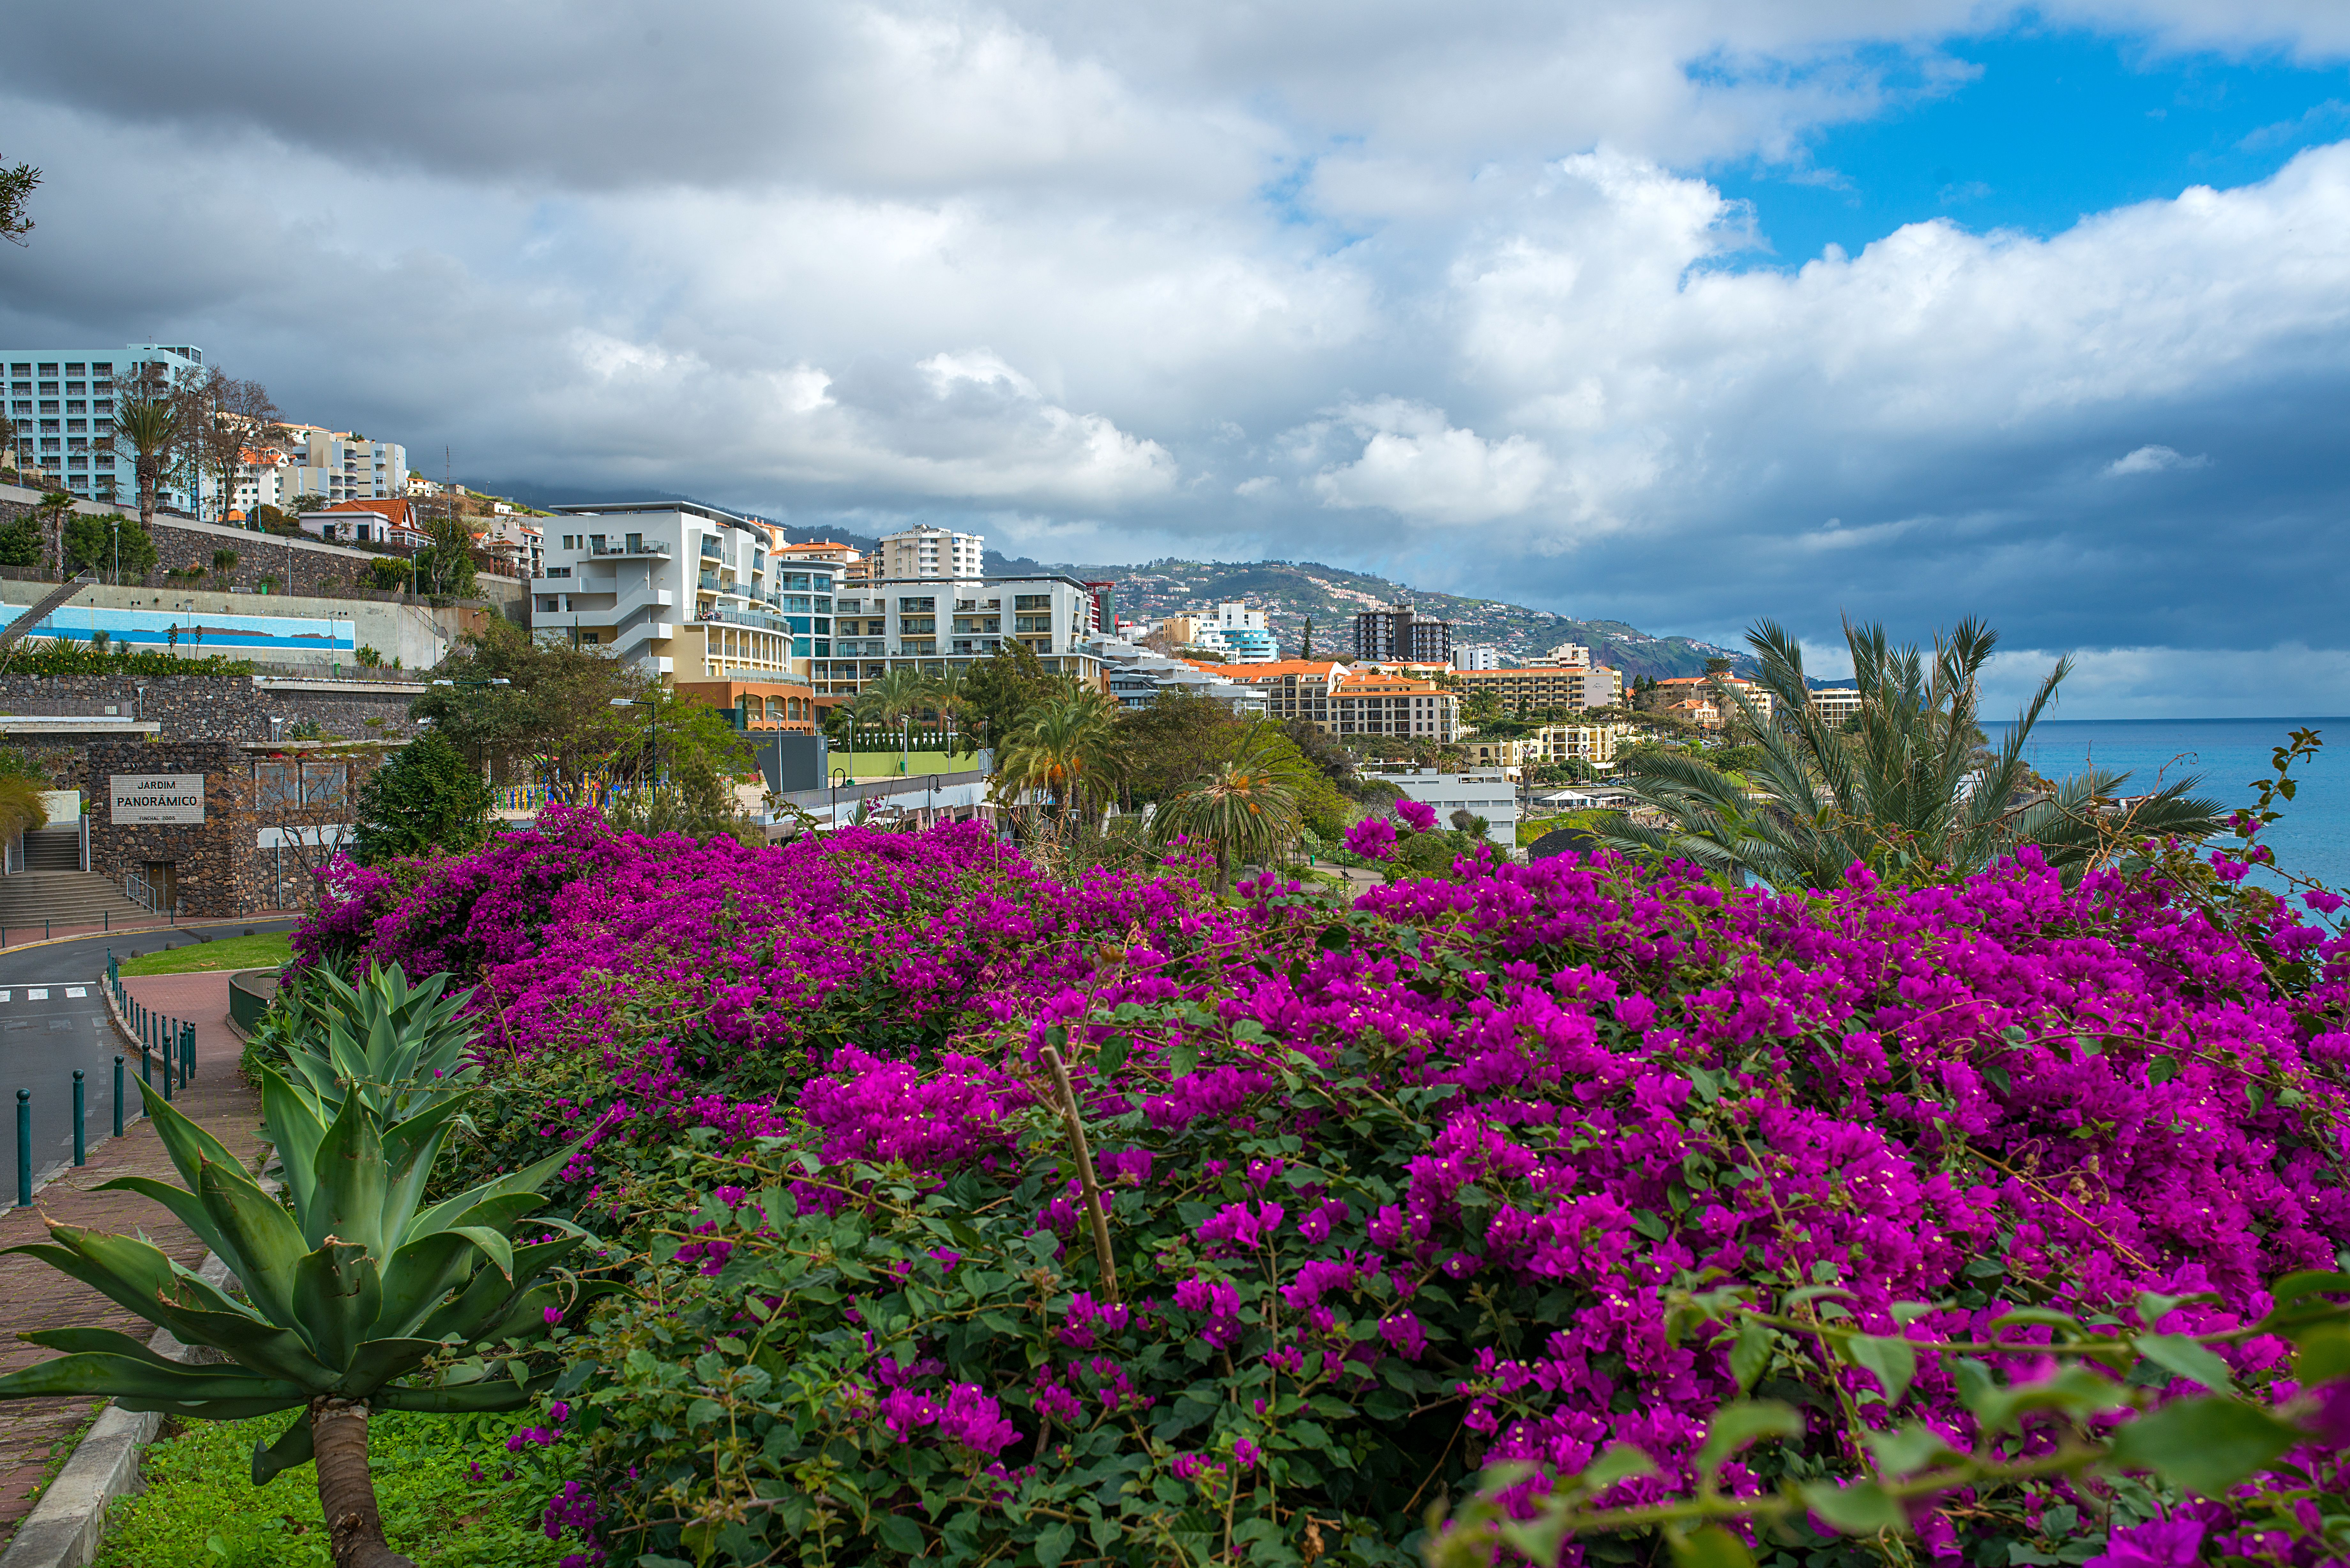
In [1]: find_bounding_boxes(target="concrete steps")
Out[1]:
[0,871,151,926]
[20,827,80,871]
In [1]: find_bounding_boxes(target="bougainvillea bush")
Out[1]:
[296,812,2350,1567]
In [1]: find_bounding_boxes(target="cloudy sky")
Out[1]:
[6,1,2350,714]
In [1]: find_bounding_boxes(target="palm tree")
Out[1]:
[1150,721,1309,892]
[32,487,73,580]
[1604,618,2225,889]
[117,397,178,539]
[993,687,1128,829]
[852,667,938,772]
[932,667,979,757]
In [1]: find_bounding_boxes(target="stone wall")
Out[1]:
[80,737,390,917]
[0,485,525,616]
[0,675,423,745]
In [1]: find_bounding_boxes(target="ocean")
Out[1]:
[1987,717,2350,892]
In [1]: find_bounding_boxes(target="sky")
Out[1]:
[5,1,2350,717]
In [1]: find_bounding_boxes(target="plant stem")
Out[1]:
[1039,1044,1118,1301]
[310,1398,412,1568]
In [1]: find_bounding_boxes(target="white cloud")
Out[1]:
[2104,444,2209,475]
[1311,399,1555,524]
[10,1,2350,714]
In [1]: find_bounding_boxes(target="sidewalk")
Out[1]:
[0,913,303,952]
[0,972,260,1552]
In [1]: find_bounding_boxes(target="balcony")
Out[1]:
[696,606,799,636]
[587,539,670,557]
[699,570,720,591]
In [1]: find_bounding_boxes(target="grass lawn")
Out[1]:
[119,931,292,976]
[98,1410,576,1568]
[842,748,978,778]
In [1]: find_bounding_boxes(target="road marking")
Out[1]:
[64,987,85,998]
[26,988,47,1000]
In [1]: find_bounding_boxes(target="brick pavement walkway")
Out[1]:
[0,972,261,1552]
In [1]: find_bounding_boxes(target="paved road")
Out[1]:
[0,920,293,1189]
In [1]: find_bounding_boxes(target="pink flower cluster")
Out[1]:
[305,816,2350,1554]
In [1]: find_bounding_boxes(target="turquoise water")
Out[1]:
[1988,718,2350,891]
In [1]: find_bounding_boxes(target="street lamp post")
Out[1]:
[611,695,657,806]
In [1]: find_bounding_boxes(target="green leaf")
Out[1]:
[1729,1317,1771,1394]
[291,1240,381,1372]
[2260,1271,2350,1332]
[1668,1525,1756,1568]
[1799,1479,1907,1535]
[2133,1291,2210,1329]
[250,1410,315,1484]
[872,1513,926,1554]
[2294,1323,2350,1386]
[1988,1307,2083,1333]
[1581,1444,1659,1492]
[257,1067,326,1202]
[2133,1334,2235,1392]
[1865,1423,1961,1477]
[2106,1397,2301,1496]
[1846,1335,1918,1406]
[192,1158,308,1330]
[1694,1401,1802,1480]
[1033,1521,1076,1568]
[305,1090,389,1258]
[0,1352,305,1405]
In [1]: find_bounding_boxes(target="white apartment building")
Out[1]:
[1811,687,1863,726]
[272,425,409,509]
[4,343,204,507]
[878,524,985,581]
[1454,644,1502,672]
[813,573,1103,697]
[1090,637,1270,715]
[1186,602,1276,664]
[477,514,546,579]
[1363,766,1519,846]
[531,501,821,679]
[1546,642,1592,668]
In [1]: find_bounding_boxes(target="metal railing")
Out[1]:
[124,867,156,912]
[588,540,670,557]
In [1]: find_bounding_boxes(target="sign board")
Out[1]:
[111,774,206,825]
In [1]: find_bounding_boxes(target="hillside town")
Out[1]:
[0,339,1865,917]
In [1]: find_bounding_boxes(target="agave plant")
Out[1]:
[269,962,481,1123]
[1604,618,2225,889]
[0,966,605,1568]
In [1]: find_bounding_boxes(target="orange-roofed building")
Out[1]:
[1333,672,1461,742]
[1219,659,1353,731]
[301,496,430,550]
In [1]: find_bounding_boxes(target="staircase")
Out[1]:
[21,825,80,870]
[0,852,153,928]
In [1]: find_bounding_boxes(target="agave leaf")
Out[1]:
[445,1225,516,1284]
[7,1235,181,1326]
[118,1394,311,1419]
[251,1409,315,1484]
[19,1326,193,1370]
[0,1351,306,1404]
[257,1067,327,1200]
[304,1093,388,1258]
[137,1304,334,1390]
[291,1240,380,1372]
[418,1192,542,1253]
[377,1093,476,1247]
[89,1175,233,1268]
[374,1373,553,1413]
[414,1259,527,1345]
[336,1336,456,1398]
[406,1141,579,1244]
[193,1159,307,1328]
[371,1231,492,1342]
[131,1082,250,1196]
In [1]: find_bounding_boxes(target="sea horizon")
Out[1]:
[1987,715,2350,891]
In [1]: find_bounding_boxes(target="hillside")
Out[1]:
[483,481,1741,678]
